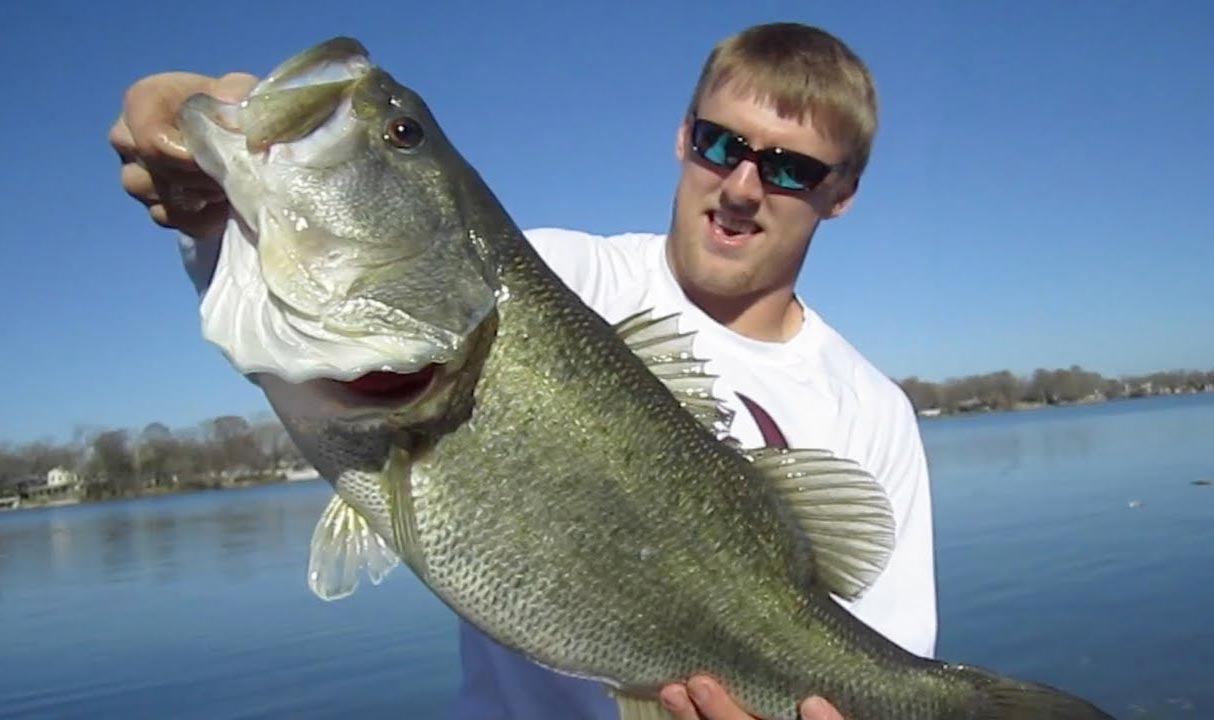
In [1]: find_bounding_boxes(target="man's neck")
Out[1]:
[683,284,804,343]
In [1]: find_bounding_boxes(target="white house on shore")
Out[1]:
[46,467,79,488]
[15,466,83,505]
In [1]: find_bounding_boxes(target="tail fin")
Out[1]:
[963,666,1115,719]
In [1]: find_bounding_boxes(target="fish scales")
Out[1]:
[413,173,966,720]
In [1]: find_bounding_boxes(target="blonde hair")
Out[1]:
[688,23,878,178]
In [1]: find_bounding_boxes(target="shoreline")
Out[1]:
[4,393,1209,512]
[914,388,1211,419]
[0,473,322,513]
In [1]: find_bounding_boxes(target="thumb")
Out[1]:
[211,72,260,103]
[800,696,844,720]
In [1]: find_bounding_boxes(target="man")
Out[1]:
[111,22,936,720]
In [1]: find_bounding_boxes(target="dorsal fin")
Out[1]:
[614,310,734,434]
[745,447,896,600]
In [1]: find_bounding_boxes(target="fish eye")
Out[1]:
[384,116,424,150]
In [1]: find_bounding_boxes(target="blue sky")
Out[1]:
[2,1,1211,443]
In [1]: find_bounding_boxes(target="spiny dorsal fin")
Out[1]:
[745,447,896,600]
[614,310,735,434]
[307,494,399,601]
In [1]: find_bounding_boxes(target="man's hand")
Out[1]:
[660,676,844,720]
[109,71,258,239]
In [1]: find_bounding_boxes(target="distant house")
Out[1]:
[46,467,79,488]
[282,464,319,482]
[19,467,82,504]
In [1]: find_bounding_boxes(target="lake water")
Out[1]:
[2,393,1211,718]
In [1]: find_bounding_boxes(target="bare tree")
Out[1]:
[84,430,136,498]
[204,415,263,478]
[251,416,300,473]
[137,422,177,488]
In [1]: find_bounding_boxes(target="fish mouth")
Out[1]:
[335,366,439,403]
[254,364,444,425]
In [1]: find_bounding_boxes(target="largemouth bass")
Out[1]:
[178,38,1114,720]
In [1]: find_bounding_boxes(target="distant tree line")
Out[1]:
[0,415,306,501]
[897,366,1214,415]
[4,365,1213,500]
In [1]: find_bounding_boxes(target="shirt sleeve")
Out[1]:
[524,227,605,298]
[177,230,223,297]
[523,228,653,323]
[447,622,510,720]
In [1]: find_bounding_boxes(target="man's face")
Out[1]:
[668,82,856,306]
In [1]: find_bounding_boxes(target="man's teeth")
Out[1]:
[713,212,758,235]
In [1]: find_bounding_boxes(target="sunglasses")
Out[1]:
[688,116,846,192]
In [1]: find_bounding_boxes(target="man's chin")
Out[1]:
[673,255,756,304]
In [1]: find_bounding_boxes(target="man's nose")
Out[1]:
[720,159,764,208]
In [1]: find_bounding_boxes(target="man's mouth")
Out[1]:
[708,210,761,245]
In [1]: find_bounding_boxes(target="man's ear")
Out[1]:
[824,177,859,219]
[674,117,689,162]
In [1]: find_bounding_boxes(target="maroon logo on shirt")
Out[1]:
[735,393,788,450]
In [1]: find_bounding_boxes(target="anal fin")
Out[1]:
[611,689,673,720]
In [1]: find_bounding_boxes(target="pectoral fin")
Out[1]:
[307,493,399,601]
[383,445,427,577]
[746,448,896,600]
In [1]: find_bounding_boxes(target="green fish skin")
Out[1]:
[178,37,1116,720]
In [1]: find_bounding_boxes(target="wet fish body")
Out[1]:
[179,38,1115,720]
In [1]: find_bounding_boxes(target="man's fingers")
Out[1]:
[659,685,701,720]
[120,162,159,206]
[112,70,246,238]
[119,71,259,175]
[122,72,213,168]
[659,680,844,720]
[120,157,223,204]
[148,196,229,236]
[109,115,137,162]
[800,696,845,720]
[684,676,753,719]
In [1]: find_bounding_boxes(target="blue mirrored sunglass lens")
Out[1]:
[766,164,805,190]
[702,132,732,165]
